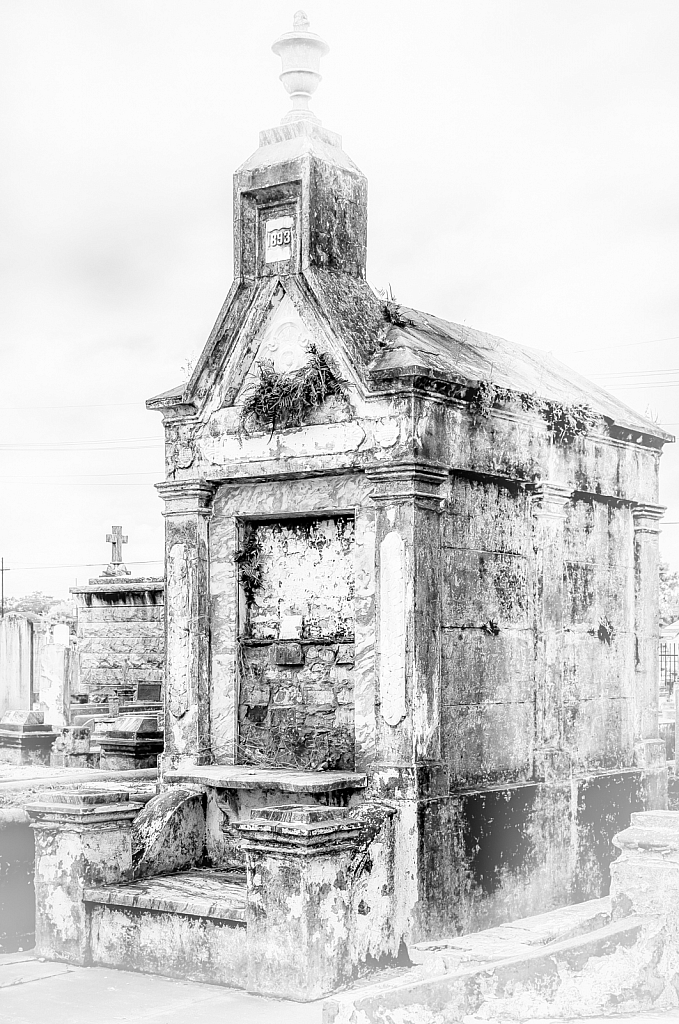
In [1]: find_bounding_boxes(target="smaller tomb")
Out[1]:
[0,710,56,766]
[98,714,164,771]
[70,525,164,704]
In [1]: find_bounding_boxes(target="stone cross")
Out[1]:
[106,526,128,564]
[102,526,131,577]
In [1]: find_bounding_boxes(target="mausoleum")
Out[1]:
[27,13,673,1002]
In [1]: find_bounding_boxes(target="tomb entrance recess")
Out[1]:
[236,514,356,772]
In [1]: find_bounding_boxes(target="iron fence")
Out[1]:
[660,642,679,696]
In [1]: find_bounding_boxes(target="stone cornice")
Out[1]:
[528,482,572,519]
[365,460,448,510]
[632,503,665,536]
[632,503,665,523]
[156,479,216,517]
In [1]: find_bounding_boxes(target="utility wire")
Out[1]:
[0,471,159,480]
[0,401,145,411]
[590,368,679,378]
[0,437,162,451]
[3,559,163,572]
[594,380,679,390]
[573,334,679,354]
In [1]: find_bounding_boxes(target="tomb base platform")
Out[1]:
[98,715,164,771]
[83,858,335,998]
[0,721,57,767]
[98,742,161,771]
[85,868,249,987]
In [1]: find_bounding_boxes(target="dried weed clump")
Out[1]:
[240,344,348,434]
[470,378,597,444]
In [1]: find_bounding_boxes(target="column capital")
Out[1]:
[528,481,572,519]
[236,804,363,858]
[156,479,215,517]
[365,460,448,510]
[632,503,665,533]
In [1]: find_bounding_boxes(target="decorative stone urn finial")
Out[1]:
[272,11,330,125]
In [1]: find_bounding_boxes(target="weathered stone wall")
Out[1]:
[239,517,356,769]
[414,769,652,939]
[0,614,34,716]
[71,584,164,700]
[441,477,534,785]
[440,478,641,782]
[563,497,635,768]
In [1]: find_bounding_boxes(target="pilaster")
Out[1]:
[237,805,363,999]
[529,482,572,773]
[365,462,448,767]
[632,503,664,741]
[156,480,215,772]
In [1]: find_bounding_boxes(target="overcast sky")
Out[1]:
[1,0,678,600]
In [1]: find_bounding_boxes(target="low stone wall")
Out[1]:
[0,810,34,953]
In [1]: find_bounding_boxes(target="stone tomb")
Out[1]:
[29,12,673,1003]
[50,726,96,769]
[70,574,164,704]
[0,710,56,766]
[98,714,164,771]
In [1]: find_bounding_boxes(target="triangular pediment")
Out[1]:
[187,276,370,428]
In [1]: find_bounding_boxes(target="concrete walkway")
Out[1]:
[4,951,679,1023]
[0,952,323,1024]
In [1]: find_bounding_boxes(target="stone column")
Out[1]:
[365,461,447,768]
[156,480,215,773]
[632,503,665,744]
[529,482,571,776]
[26,789,141,964]
[237,805,364,1000]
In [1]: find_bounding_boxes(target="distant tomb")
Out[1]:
[70,526,164,706]
[0,710,56,766]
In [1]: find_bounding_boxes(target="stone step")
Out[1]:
[84,869,249,987]
[84,868,247,923]
[323,912,648,1023]
[409,895,612,970]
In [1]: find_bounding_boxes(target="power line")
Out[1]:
[3,559,163,572]
[0,471,159,480]
[596,382,679,390]
[0,436,162,451]
[590,368,679,379]
[0,401,145,411]
[0,445,162,453]
[573,334,679,354]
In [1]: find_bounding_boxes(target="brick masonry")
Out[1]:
[70,581,164,700]
[239,517,355,769]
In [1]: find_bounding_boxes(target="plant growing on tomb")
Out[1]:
[239,344,348,434]
[235,524,263,605]
[589,616,614,645]
[469,379,512,420]
[466,378,596,445]
[376,284,412,329]
[542,400,597,444]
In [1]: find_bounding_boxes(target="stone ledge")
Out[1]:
[164,765,367,793]
[84,868,247,923]
[323,914,649,1023]
[70,579,164,595]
